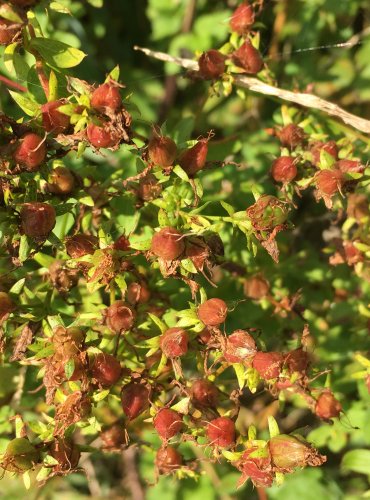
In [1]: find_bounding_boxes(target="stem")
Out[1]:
[28,25,49,100]
[134,46,370,134]
[0,75,27,93]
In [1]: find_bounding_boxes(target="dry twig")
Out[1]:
[134,46,370,135]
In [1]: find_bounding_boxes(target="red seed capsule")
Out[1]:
[156,446,183,474]
[160,327,188,358]
[101,423,127,449]
[106,300,136,333]
[41,100,70,134]
[232,41,263,74]
[198,50,226,80]
[198,298,227,327]
[91,352,121,387]
[278,124,305,149]
[148,136,177,167]
[0,18,21,45]
[114,234,130,251]
[0,291,14,318]
[224,330,257,364]
[138,174,162,201]
[154,408,183,440]
[121,382,150,420]
[315,390,342,419]
[269,434,326,470]
[284,348,309,375]
[87,122,119,148]
[206,417,235,447]
[230,2,255,35]
[47,166,75,195]
[90,82,122,113]
[311,140,338,167]
[347,193,369,221]
[191,379,218,408]
[14,133,46,171]
[237,446,273,488]
[243,275,270,300]
[198,326,212,345]
[127,282,151,305]
[66,234,98,259]
[252,351,283,380]
[271,156,297,183]
[335,159,364,174]
[178,139,208,176]
[151,227,185,261]
[21,202,56,238]
[50,438,80,470]
[315,169,343,196]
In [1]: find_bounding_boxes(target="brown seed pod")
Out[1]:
[271,156,297,183]
[191,379,218,408]
[206,417,235,447]
[347,193,369,221]
[47,166,75,195]
[127,281,151,305]
[335,159,364,174]
[148,135,177,167]
[50,438,80,471]
[154,408,183,440]
[151,226,185,261]
[101,423,127,449]
[90,82,122,113]
[41,100,70,134]
[278,124,305,149]
[20,202,56,238]
[121,382,151,420]
[243,275,270,300]
[65,234,99,259]
[252,351,284,380]
[138,174,162,201]
[315,169,344,196]
[198,50,226,80]
[178,139,208,176]
[230,1,255,35]
[87,121,120,148]
[114,234,131,251]
[269,434,326,470]
[315,390,342,419]
[160,327,188,358]
[198,298,227,326]
[156,446,183,474]
[223,330,257,364]
[106,300,136,333]
[284,348,309,375]
[310,140,338,167]
[90,352,122,386]
[13,133,46,171]
[0,291,15,318]
[232,41,263,74]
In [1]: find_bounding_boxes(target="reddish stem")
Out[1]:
[0,75,27,93]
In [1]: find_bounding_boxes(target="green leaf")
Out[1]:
[148,313,167,333]
[8,90,39,117]
[4,43,18,74]
[268,416,280,438]
[220,200,235,216]
[173,165,189,181]
[48,70,58,101]
[64,358,75,380]
[49,1,71,14]
[106,65,120,82]
[29,37,86,69]
[341,449,370,475]
[19,235,31,262]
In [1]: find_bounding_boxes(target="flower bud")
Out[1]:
[206,417,235,447]
[278,124,305,149]
[90,82,122,113]
[41,100,70,134]
[148,135,177,167]
[315,390,342,419]
[198,50,226,80]
[191,379,218,408]
[47,166,75,195]
[106,300,136,333]
[178,139,208,176]
[21,202,56,238]
[243,275,269,300]
[160,327,188,358]
[154,408,183,440]
[269,434,326,470]
[121,382,150,420]
[271,156,297,183]
[252,351,283,380]
[91,352,121,387]
[232,41,263,74]
[156,446,183,474]
[151,227,185,261]
[224,330,257,364]
[65,234,98,259]
[14,133,46,171]
[198,298,227,326]
[230,2,255,35]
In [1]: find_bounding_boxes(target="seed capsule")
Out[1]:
[154,408,183,440]
[315,390,342,419]
[224,330,257,364]
[206,417,235,447]
[156,446,183,474]
[160,327,188,358]
[198,50,226,80]
[198,298,227,326]
[91,352,121,387]
[151,227,185,261]
[106,301,136,333]
[21,202,56,238]
[14,133,46,171]
[252,351,283,380]
[271,156,297,183]
[178,139,208,176]
[91,82,122,113]
[191,379,218,408]
[121,382,150,420]
[230,2,255,35]
[66,234,98,259]
[41,100,70,134]
[232,41,263,74]
[148,135,177,167]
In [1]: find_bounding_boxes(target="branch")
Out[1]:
[134,46,370,135]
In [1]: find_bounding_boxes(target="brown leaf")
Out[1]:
[10,323,35,361]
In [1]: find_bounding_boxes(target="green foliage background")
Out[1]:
[0,0,369,499]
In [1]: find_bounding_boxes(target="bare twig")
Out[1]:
[121,446,145,500]
[134,46,370,135]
